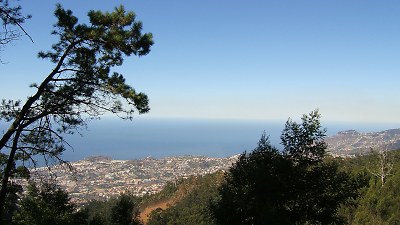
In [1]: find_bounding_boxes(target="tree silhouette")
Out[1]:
[281,109,327,164]
[211,132,293,225]
[12,181,88,225]
[0,4,153,217]
[211,111,366,225]
[0,0,32,58]
[111,194,142,225]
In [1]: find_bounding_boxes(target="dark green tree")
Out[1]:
[281,109,327,164]
[147,208,169,225]
[0,4,153,217]
[211,132,293,225]
[280,110,365,224]
[147,173,222,225]
[84,200,110,225]
[111,194,142,225]
[211,110,365,225]
[338,150,400,225]
[12,181,88,225]
[0,152,29,223]
[84,194,142,225]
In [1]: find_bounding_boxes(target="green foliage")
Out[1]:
[211,133,293,225]
[12,181,87,225]
[339,150,400,225]
[211,110,366,225]
[79,144,400,225]
[142,150,400,225]
[84,199,111,225]
[289,160,365,225]
[147,173,223,225]
[0,3,153,216]
[111,194,142,225]
[84,194,142,225]
[140,181,180,207]
[281,109,327,164]
[0,152,29,223]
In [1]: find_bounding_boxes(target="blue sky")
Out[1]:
[2,0,400,123]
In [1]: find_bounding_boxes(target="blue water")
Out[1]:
[61,118,400,161]
[63,118,285,161]
[2,117,400,162]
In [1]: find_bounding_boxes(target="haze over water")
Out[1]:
[57,118,400,162]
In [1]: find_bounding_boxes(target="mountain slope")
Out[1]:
[326,128,400,156]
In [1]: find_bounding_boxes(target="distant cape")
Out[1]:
[326,128,400,157]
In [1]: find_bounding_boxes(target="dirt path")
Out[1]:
[139,199,175,225]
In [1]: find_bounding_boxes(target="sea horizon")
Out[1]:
[2,117,400,163]
[61,117,400,162]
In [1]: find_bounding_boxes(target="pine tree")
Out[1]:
[0,4,153,217]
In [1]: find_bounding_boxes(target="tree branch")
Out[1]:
[0,7,33,43]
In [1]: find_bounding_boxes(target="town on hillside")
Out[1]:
[15,128,400,204]
[22,155,239,204]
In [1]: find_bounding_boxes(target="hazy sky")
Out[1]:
[2,0,400,123]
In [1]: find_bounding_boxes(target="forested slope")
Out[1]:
[140,151,400,225]
[338,150,400,225]
[142,172,223,225]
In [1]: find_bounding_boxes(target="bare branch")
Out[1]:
[368,145,394,187]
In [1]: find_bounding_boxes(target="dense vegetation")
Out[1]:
[211,111,366,225]
[142,152,400,225]
[146,173,224,225]
[144,111,361,225]
[141,111,400,225]
[0,180,142,225]
[337,151,400,225]
[0,2,153,218]
[84,194,142,225]
[12,182,87,225]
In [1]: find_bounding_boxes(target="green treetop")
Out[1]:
[0,4,153,218]
[211,110,366,225]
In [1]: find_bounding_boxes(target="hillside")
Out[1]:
[25,155,237,203]
[139,151,400,225]
[140,172,224,225]
[326,128,400,156]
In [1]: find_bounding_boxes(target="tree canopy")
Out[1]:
[147,173,223,225]
[84,194,142,225]
[211,110,366,225]
[0,4,153,217]
[12,181,87,225]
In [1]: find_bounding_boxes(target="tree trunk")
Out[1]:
[0,129,21,219]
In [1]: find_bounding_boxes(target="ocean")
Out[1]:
[1,117,400,162]
[63,118,286,161]
[61,118,400,162]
